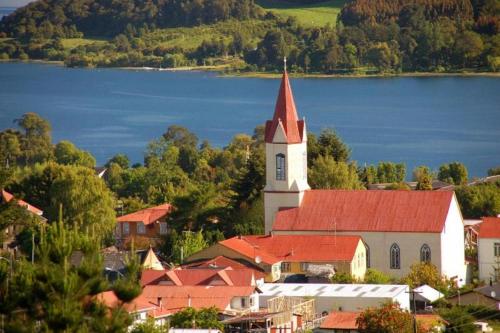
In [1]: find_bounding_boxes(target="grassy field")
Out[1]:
[256,0,346,27]
[60,38,108,49]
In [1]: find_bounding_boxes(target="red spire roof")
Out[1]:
[265,71,304,143]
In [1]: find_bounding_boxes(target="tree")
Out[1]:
[455,181,500,218]
[106,154,130,169]
[331,272,355,283]
[309,156,364,190]
[163,125,198,148]
[15,112,53,164]
[0,129,22,167]
[308,129,351,163]
[130,318,164,333]
[413,166,433,190]
[170,307,222,330]
[438,306,475,333]
[487,166,500,176]
[54,140,96,168]
[167,230,208,264]
[357,302,424,333]
[402,262,448,292]
[0,216,136,332]
[438,162,468,185]
[10,163,116,236]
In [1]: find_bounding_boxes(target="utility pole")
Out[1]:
[406,288,422,333]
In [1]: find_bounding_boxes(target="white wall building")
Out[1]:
[263,70,466,284]
[259,283,410,314]
[478,217,500,282]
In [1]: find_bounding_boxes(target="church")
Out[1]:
[263,67,466,283]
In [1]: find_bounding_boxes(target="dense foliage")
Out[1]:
[357,302,425,333]
[0,0,497,73]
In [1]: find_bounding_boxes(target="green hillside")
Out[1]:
[256,0,346,27]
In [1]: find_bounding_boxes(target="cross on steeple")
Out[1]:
[284,56,287,72]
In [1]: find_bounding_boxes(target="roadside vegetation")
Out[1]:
[0,0,498,74]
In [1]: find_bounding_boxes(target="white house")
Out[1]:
[263,70,466,284]
[478,217,500,282]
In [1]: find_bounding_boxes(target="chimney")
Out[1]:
[157,297,162,308]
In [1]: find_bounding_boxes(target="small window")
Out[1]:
[300,262,309,272]
[495,243,500,257]
[281,262,291,272]
[123,222,129,235]
[137,222,146,234]
[241,298,247,308]
[420,244,431,263]
[159,222,168,235]
[390,243,400,269]
[276,154,286,181]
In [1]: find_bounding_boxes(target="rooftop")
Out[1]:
[478,217,500,239]
[117,203,172,225]
[273,190,455,233]
[258,283,408,299]
[2,189,44,216]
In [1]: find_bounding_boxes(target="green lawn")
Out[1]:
[256,0,346,27]
[60,38,107,49]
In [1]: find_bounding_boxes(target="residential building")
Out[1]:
[478,217,500,282]
[263,69,466,284]
[447,283,500,309]
[258,283,410,313]
[186,234,367,281]
[115,203,171,247]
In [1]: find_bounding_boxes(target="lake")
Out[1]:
[0,61,499,178]
[0,7,15,20]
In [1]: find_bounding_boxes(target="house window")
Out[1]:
[420,244,431,263]
[137,222,146,234]
[300,262,309,272]
[390,243,400,269]
[495,243,500,257]
[241,298,247,308]
[159,222,168,235]
[281,262,291,272]
[123,222,129,235]
[276,154,286,180]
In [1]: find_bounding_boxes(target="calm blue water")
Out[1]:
[0,62,499,177]
[0,7,15,19]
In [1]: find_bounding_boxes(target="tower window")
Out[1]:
[420,244,431,263]
[276,154,286,180]
[390,243,400,269]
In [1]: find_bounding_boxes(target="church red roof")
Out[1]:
[2,189,43,216]
[265,71,304,144]
[272,190,455,233]
[479,217,500,238]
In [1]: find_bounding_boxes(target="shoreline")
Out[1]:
[2,59,499,79]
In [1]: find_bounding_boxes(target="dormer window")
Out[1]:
[276,153,286,180]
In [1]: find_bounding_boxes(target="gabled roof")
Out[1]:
[1,189,44,216]
[264,71,304,144]
[272,190,455,233]
[142,285,256,312]
[183,256,267,280]
[223,235,362,263]
[320,311,359,329]
[478,217,500,239]
[220,237,281,265]
[117,203,172,225]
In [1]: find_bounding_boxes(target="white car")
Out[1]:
[474,321,493,332]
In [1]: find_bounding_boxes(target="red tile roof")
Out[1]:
[265,71,304,144]
[479,217,500,238]
[220,237,281,265]
[273,190,455,233]
[141,285,256,312]
[96,291,156,313]
[320,311,359,329]
[224,235,362,263]
[141,267,258,287]
[117,203,171,225]
[183,256,267,280]
[2,189,43,216]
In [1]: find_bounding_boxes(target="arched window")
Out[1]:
[390,243,400,269]
[420,244,431,263]
[276,154,286,180]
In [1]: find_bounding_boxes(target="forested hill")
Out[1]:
[0,0,498,74]
[0,0,260,37]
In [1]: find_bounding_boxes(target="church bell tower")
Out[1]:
[263,61,309,234]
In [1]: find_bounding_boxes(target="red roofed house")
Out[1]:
[186,234,367,281]
[478,217,500,282]
[116,203,171,247]
[1,189,46,250]
[262,69,466,283]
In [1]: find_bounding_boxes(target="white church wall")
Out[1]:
[264,192,304,234]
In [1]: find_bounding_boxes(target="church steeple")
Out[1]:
[263,64,309,234]
[264,67,305,144]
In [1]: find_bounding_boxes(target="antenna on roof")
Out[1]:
[284,56,287,72]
